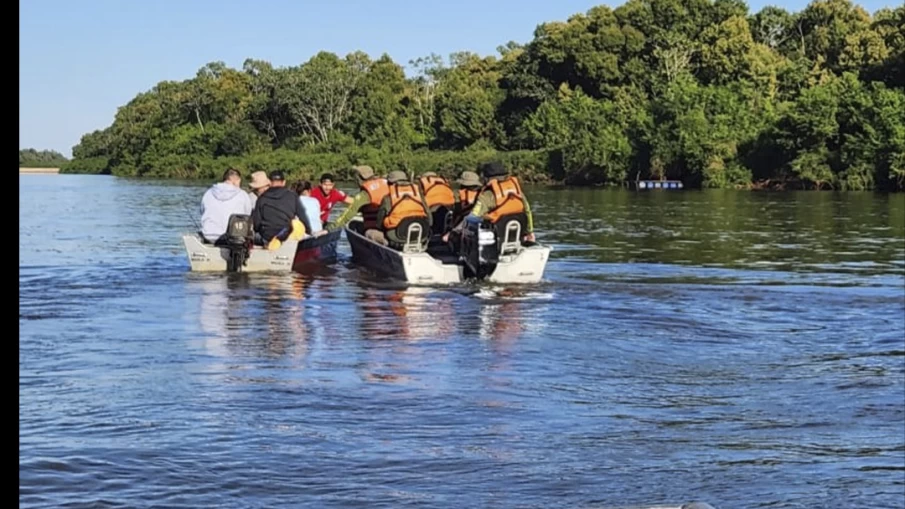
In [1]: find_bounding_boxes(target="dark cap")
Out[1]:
[480,161,507,178]
[269,170,285,181]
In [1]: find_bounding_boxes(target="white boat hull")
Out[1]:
[344,220,552,285]
[182,233,298,273]
[485,244,552,284]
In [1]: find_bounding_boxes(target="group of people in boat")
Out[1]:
[198,160,535,253]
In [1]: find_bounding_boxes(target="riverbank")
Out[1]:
[20,167,61,174]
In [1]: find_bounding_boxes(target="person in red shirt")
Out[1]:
[309,172,354,224]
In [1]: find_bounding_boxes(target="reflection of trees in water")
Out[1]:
[537,188,905,273]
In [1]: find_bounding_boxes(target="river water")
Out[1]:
[19,174,905,508]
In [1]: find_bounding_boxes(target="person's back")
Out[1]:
[252,186,308,242]
[471,161,535,242]
[299,196,322,232]
[419,172,455,210]
[419,171,455,234]
[377,170,432,248]
[292,180,324,233]
[200,169,253,243]
[443,161,535,245]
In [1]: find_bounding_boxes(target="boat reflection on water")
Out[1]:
[356,285,457,342]
[192,273,313,362]
[354,283,460,384]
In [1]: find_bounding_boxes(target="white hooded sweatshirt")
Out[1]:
[200,182,253,242]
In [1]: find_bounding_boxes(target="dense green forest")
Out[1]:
[20,149,69,168]
[63,0,904,191]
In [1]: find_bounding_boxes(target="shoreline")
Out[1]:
[28,171,902,192]
[20,167,61,174]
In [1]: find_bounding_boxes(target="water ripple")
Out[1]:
[19,176,905,509]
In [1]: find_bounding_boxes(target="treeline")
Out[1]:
[64,0,904,191]
[20,148,69,168]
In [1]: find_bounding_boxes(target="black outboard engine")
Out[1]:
[461,216,499,279]
[224,214,253,272]
[461,213,527,279]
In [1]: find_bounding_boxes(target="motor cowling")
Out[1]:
[461,216,499,279]
[225,214,253,272]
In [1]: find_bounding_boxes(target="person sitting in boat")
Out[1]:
[324,165,388,237]
[374,170,433,249]
[199,168,254,245]
[443,161,535,245]
[292,180,324,234]
[449,170,482,231]
[250,170,318,247]
[309,172,354,224]
[418,171,456,235]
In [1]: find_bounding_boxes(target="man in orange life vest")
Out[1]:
[373,170,433,248]
[443,161,535,244]
[418,171,456,235]
[450,170,482,228]
[324,165,389,240]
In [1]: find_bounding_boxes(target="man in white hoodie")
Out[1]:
[200,168,254,244]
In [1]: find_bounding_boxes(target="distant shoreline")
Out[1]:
[20,167,61,174]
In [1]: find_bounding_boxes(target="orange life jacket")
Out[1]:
[458,188,478,207]
[419,175,455,209]
[360,178,389,229]
[382,183,428,230]
[483,176,525,223]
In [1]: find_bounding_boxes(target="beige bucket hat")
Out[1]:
[248,171,271,189]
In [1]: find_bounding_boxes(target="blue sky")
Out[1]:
[20,0,896,157]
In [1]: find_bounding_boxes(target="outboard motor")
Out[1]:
[461,216,499,279]
[224,213,253,272]
[461,214,526,279]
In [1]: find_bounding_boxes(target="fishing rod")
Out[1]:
[183,202,202,232]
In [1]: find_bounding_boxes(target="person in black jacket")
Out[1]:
[250,170,315,243]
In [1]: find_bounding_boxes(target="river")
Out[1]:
[19,174,905,508]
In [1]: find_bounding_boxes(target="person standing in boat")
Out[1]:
[374,170,432,249]
[309,172,353,224]
[443,161,535,244]
[199,168,253,244]
[323,165,388,237]
[250,170,316,245]
[417,171,455,235]
[292,180,324,234]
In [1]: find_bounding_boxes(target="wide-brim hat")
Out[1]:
[456,171,482,187]
[352,165,375,180]
[387,170,408,184]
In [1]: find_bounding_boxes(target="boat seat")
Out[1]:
[392,216,431,253]
[490,213,528,256]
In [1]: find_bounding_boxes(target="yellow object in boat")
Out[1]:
[288,218,306,240]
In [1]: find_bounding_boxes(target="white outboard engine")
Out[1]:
[225,213,253,272]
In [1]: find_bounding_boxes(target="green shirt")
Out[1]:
[326,191,370,231]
